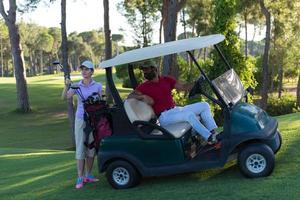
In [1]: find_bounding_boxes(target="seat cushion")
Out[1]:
[163,122,192,138]
[124,98,155,122]
[151,122,191,138]
[124,98,192,138]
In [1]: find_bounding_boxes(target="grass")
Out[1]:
[0,73,300,200]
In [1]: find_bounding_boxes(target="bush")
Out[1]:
[266,94,300,116]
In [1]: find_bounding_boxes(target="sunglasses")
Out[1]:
[139,66,155,70]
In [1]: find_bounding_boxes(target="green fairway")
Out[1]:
[0,74,300,200]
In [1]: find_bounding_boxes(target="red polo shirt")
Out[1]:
[136,76,176,116]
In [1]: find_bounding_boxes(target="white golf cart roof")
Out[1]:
[99,34,225,68]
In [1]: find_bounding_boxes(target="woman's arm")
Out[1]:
[66,89,75,99]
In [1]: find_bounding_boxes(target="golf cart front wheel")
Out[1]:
[106,160,140,189]
[238,144,275,178]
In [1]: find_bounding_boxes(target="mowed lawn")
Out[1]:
[0,73,300,200]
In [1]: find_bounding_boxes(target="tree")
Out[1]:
[103,0,113,103]
[48,27,62,63]
[60,0,75,146]
[237,0,262,58]
[118,0,161,47]
[0,0,31,112]
[68,33,90,69]
[35,31,54,74]
[112,34,124,55]
[0,20,8,77]
[19,22,41,76]
[258,0,271,110]
[162,0,186,78]
[212,0,256,84]
[185,0,213,37]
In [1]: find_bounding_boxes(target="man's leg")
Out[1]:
[181,102,217,131]
[159,108,211,140]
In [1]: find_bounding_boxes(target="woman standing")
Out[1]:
[67,60,102,189]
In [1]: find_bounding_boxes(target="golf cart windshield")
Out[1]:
[212,69,244,106]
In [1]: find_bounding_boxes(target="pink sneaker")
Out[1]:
[84,175,99,183]
[75,177,84,189]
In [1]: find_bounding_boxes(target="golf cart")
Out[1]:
[97,34,281,189]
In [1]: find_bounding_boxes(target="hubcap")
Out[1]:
[246,153,266,173]
[112,167,130,186]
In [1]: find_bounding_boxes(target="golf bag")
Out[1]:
[83,95,112,152]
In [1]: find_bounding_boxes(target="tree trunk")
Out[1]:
[1,36,3,77]
[8,24,31,112]
[103,0,113,103]
[270,34,277,93]
[159,17,163,44]
[297,74,300,107]
[34,56,38,76]
[244,13,248,58]
[162,0,178,77]
[0,0,31,112]
[278,64,283,98]
[250,25,257,55]
[29,51,35,76]
[40,50,43,75]
[61,0,75,147]
[259,0,271,110]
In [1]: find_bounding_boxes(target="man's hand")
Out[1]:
[175,81,194,92]
[140,94,154,105]
[128,90,154,105]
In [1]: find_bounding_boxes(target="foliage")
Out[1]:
[117,0,161,47]
[266,94,300,116]
[115,64,144,88]
[185,0,213,36]
[240,39,265,57]
[0,21,122,76]
[211,0,257,90]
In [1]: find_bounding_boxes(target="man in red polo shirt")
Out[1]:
[128,60,218,144]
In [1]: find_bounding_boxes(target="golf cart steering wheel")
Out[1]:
[188,75,205,98]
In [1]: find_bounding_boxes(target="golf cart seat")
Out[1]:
[124,98,191,138]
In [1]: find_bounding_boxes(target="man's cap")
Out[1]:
[80,60,94,70]
[139,60,157,68]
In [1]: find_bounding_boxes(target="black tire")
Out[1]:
[238,144,275,178]
[274,131,282,154]
[106,160,140,189]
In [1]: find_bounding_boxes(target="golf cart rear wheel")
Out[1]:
[106,160,140,189]
[238,144,275,178]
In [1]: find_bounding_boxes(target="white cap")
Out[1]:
[80,60,94,70]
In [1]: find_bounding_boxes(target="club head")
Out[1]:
[70,85,80,89]
[52,60,60,65]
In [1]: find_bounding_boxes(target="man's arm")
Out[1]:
[127,90,154,105]
[174,81,194,92]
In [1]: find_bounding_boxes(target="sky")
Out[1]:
[17,0,264,46]
[18,0,153,46]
